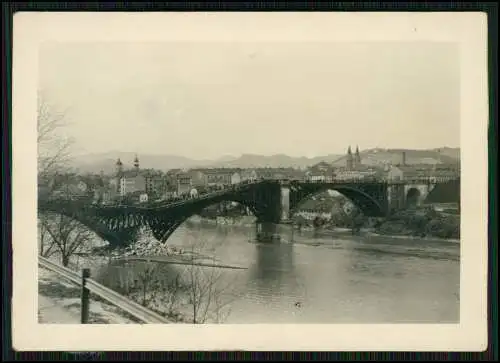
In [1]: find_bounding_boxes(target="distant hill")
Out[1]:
[70,151,215,174]
[331,147,460,168]
[69,147,460,174]
[431,147,460,160]
[207,153,345,169]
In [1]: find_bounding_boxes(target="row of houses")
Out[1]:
[39,156,460,206]
[386,164,461,182]
[306,161,460,183]
[169,167,307,195]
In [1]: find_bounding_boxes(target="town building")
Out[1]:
[204,168,242,186]
[387,163,459,182]
[254,168,278,180]
[387,165,421,182]
[430,163,461,182]
[111,156,173,199]
[306,162,336,182]
[51,183,88,200]
[332,146,384,181]
[334,165,383,181]
[113,155,147,197]
[139,193,149,203]
[92,185,117,205]
[188,169,209,187]
[142,170,168,198]
[253,167,304,180]
[241,169,259,182]
[176,172,193,195]
[43,172,109,201]
[120,173,146,196]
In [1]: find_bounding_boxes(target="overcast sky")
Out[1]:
[39,42,460,160]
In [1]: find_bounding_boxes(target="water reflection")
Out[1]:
[250,242,295,295]
[164,219,459,323]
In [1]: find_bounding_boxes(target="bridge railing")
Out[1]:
[292,177,459,185]
[133,179,265,209]
[38,256,170,324]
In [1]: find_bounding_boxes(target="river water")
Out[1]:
[161,219,460,324]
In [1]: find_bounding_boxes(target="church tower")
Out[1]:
[355,145,362,168]
[115,158,123,177]
[133,154,140,175]
[115,158,123,194]
[346,146,353,170]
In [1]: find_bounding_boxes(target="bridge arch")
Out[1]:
[289,184,387,218]
[405,188,421,208]
[38,201,144,247]
[146,197,269,243]
[38,181,279,247]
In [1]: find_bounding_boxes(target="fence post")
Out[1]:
[81,268,91,324]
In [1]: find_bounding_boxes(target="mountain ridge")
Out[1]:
[69,147,460,174]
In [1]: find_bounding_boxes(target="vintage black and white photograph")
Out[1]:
[12,12,488,351]
[35,40,462,325]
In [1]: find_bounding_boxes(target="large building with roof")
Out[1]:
[111,155,166,198]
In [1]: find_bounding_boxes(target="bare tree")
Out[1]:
[159,272,184,319]
[180,235,237,324]
[134,262,159,307]
[185,261,234,323]
[37,93,73,177]
[103,260,186,321]
[39,213,93,267]
[91,229,239,323]
[38,214,57,258]
[141,268,185,321]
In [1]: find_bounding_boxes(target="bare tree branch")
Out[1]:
[179,234,239,324]
[38,215,57,258]
[39,212,92,267]
[37,93,74,176]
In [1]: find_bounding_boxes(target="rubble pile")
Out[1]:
[110,229,183,258]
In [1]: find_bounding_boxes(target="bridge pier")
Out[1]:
[255,222,280,243]
[388,182,437,213]
[280,186,290,221]
[388,184,406,212]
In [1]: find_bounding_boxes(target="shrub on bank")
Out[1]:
[376,208,460,239]
[93,259,188,322]
[424,215,460,239]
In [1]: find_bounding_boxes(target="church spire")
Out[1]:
[346,145,353,170]
[115,158,123,194]
[355,145,361,167]
[134,154,139,168]
[115,158,123,176]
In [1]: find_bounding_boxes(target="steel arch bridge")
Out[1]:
[38,178,459,246]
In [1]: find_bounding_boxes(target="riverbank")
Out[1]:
[186,214,460,243]
[373,209,460,241]
[188,215,256,227]
[41,230,238,324]
[296,226,460,243]
[366,231,460,243]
